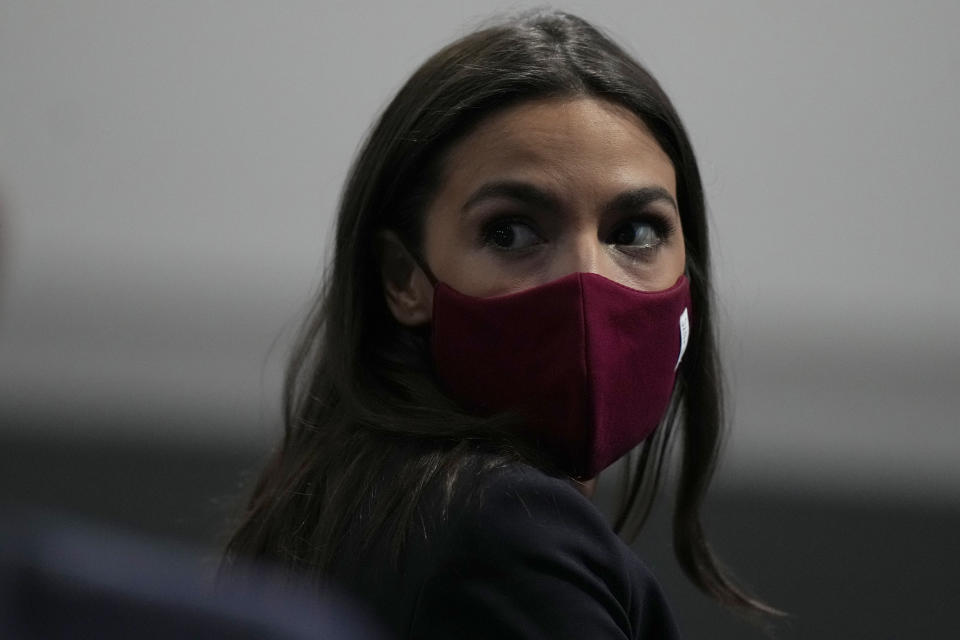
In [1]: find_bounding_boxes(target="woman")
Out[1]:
[224,10,775,638]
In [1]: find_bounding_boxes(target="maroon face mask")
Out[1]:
[429,272,692,479]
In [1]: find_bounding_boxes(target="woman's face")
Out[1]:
[383,96,685,325]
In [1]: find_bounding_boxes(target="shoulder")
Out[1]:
[408,462,680,640]
[436,463,625,578]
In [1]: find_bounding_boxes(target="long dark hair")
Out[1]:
[224,9,776,616]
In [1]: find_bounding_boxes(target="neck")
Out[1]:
[573,477,597,499]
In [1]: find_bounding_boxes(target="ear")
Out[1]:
[376,230,434,327]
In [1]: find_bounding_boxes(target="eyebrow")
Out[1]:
[461,180,677,216]
[461,180,562,214]
[602,186,678,216]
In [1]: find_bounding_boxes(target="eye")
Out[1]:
[482,218,544,251]
[608,219,665,250]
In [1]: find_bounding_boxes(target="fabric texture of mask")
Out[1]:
[430,273,692,479]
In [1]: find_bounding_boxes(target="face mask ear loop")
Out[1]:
[407,247,439,288]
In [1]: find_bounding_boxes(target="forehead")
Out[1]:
[438,97,676,197]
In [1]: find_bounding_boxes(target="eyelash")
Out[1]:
[610,215,676,258]
[480,216,545,252]
[480,213,675,259]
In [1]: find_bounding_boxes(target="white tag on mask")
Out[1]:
[676,307,689,371]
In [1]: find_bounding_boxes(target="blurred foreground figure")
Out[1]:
[0,514,384,639]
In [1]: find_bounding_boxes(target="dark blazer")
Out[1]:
[330,461,681,639]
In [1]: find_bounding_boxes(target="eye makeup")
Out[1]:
[465,181,681,270]
[479,214,546,253]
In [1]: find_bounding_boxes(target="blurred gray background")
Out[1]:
[1,1,957,638]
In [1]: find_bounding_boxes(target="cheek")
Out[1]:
[616,228,686,292]
[655,234,686,290]
[422,207,456,268]
[422,209,488,291]
[426,224,530,297]
[673,234,687,278]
